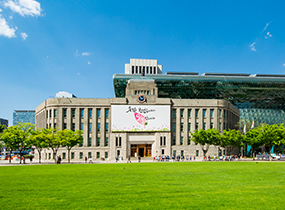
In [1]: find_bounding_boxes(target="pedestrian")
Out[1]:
[29,156,33,164]
[127,156,131,163]
[85,156,87,163]
[89,156,93,163]
[138,156,141,162]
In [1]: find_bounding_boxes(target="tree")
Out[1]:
[44,127,61,164]
[29,128,48,163]
[0,123,35,164]
[221,129,244,155]
[58,129,83,163]
[244,127,263,157]
[0,124,6,133]
[191,129,221,156]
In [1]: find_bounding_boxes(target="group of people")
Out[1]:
[203,154,242,161]
[153,155,197,162]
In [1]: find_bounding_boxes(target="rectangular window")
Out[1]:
[105,137,109,146]
[188,137,191,145]
[132,66,134,74]
[54,109,57,118]
[173,109,176,118]
[96,152,100,159]
[72,109,75,118]
[219,109,221,118]
[80,152,83,159]
[203,123,206,130]
[89,123,92,132]
[173,150,176,157]
[116,137,118,146]
[196,150,199,157]
[219,123,221,131]
[181,123,183,132]
[72,123,75,131]
[49,110,52,118]
[188,123,191,132]
[49,153,51,159]
[195,109,199,118]
[79,141,83,147]
[154,67,156,74]
[172,137,176,145]
[54,123,57,128]
[88,152,92,158]
[135,66,138,74]
[106,123,109,132]
[80,109,84,118]
[97,123,100,132]
[80,123,83,130]
[223,122,225,130]
[162,149,164,155]
[88,138,92,147]
[210,123,213,129]
[164,136,166,146]
[139,66,141,74]
[62,153,66,159]
[71,152,74,159]
[195,123,198,130]
[203,109,206,118]
[150,66,152,74]
[173,123,176,132]
[180,137,183,145]
[188,109,191,118]
[63,109,67,118]
[105,152,108,158]
[105,109,109,118]
[181,150,184,157]
[63,123,67,129]
[146,66,149,74]
[119,137,122,146]
[180,109,184,118]
[89,109,92,118]
[96,138,100,146]
[210,109,214,118]
[223,110,226,118]
[97,109,101,118]
[160,136,163,146]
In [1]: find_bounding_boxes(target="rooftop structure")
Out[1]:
[56,91,77,98]
[124,58,163,75]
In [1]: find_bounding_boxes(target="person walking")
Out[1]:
[127,156,131,163]
[138,156,141,162]
[85,156,87,163]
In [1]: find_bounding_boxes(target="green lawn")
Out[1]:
[0,162,285,210]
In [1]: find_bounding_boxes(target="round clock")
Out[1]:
[137,94,146,103]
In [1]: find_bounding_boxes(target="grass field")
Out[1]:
[0,162,285,210]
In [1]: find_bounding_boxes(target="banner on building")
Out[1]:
[111,105,171,132]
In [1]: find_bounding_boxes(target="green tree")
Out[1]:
[0,123,35,164]
[29,128,49,163]
[221,129,244,155]
[58,129,83,163]
[0,124,6,133]
[44,127,61,164]
[244,127,263,157]
[191,129,221,156]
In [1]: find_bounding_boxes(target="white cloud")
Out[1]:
[0,8,2,12]
[21,32,27,40]
[4,0,42,17]
[88,61,91,65]
[0,14,16,38]
[249,42,256,51]
[283,64,285,66]
[9,15,13,19]
[262,21,272,32]
[82,52,92,56]
[77,72,80,76]
[74,49,79,57]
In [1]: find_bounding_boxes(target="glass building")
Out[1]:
[0,118,8,127]
[13,110,35,126]
[113,73,285,126]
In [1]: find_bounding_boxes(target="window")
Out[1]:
[195,109,199,118]
[164,136,166,146]
[106,123,109,132]
[72,123,75,131]
[116,137,118,146]
[219,123,221,132]
[96,138,100,146]
[136,66,138,74]
[63,109,67,118]
[219,109,221,118]
[223,110,226,118]
[119,137,122,146]
[79,141,83,147]
[188,123,191,132]
[105,109,109,118]
[172,137,176,145]
[97,123,100,132]
[195,123,198,130]
[49,110,52,118]
[188,137,191,145]
[150,66,152,74]
[96,152,100,159]
[63,123,67,129]
[80,152,83,159]
[132,66,134,74]
[97,109,101,118]
[88,152,92,158]
[173,150,176,157]
[173,123,176,132]
[154,67,156,74]
[62,153,66,159]
[160,136,166,146]
[54,123,57,128]
[105,137,109,146]
[80,123,83,130]
[54,109,57,118]
[162,149,164,155]
[196,150,199,157]
[180,109,184,118]
[210,123,213,129]
[49,153,51,159]
[203,109,206,118]
[181,150,184,157]
[89,123,92,132]
[89,109,92,118]
[210,109,214,118]
[173,109,176,118]
[181,123,183,132]
[80,109,84,118]
[88,138,92,147]
[203,123,206,130]
[180,137,183,145]
[72,109,75,118]
[139,66,141,74]
[105,152,108,158]
[71,152,75,159]
[188,109,191,118]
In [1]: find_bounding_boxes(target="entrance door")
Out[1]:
[139,147,144,157]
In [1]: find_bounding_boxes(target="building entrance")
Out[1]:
[131,144,152,157]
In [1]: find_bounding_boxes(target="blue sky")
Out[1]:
[1,0,285,124]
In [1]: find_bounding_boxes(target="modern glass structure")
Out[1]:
[0,118,8,127]
[113,73,285,126]
[13,110,35,126]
